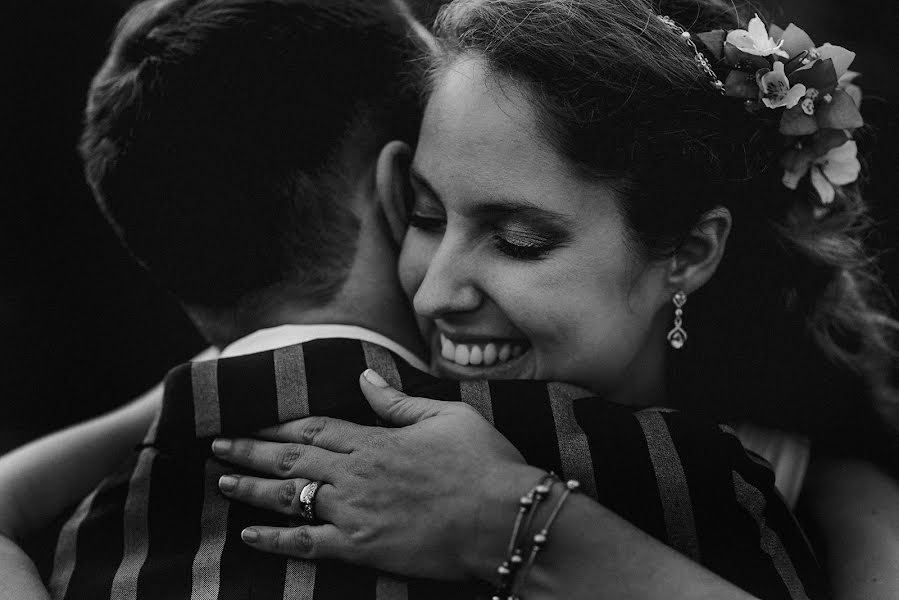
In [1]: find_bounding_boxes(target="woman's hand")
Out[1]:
[211,369,544,581]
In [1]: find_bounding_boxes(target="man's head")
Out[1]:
[82,0,421,338]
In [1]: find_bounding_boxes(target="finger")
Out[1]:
[218,475,339,522]
[255,417,373,453]
[211,438,342,482]
[241,524,349,561]
[360,369,446,426]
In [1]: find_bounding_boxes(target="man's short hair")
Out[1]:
[82,0,421,307]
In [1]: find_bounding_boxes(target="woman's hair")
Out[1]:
[425,0,898,427]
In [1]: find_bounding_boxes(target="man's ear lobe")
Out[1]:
[375,140,412,246]
[667,206,732,294]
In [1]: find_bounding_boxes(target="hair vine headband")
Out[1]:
[657,13,864,216]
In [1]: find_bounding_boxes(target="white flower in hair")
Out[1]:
[782,140,860,205]
[758,62,806,109]
[726,14,790,58]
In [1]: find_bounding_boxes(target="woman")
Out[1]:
[1,0,896,598]
[212,0,898,597]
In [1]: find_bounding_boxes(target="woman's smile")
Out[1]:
[430,328,535,379]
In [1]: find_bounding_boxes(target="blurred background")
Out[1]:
[2,0,897,452]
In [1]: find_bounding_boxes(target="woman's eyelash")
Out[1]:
[493,231,555,260]
[407,213,445,232]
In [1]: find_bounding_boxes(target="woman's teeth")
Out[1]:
[440,334,525,367]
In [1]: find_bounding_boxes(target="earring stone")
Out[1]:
[667,290,688,349]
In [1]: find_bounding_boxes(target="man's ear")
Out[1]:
[375,140,412,246]
[667,207,732,294]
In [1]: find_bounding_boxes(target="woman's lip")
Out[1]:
[433,347,533,379]
[430,332,533,378]
[435,327,526,346]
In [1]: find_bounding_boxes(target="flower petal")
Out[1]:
[810,129,850,155]
[780,105,819,135]
[842,83,863,108]
[790,58,839,94]
[784,84,807,109]
[810,167,836,204]
[697,30,727,60]
[821,141,861,185]
[777,23,816,58]
[828,140,858,161]
[816,90,864,130]
[747,15,770,45]
[816,44,855,78]
[725,29,756,52]
[838,71,863,107]
[769,24,786,42]
[724,41,772,67]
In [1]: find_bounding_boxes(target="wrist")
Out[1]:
[466,463,548,584]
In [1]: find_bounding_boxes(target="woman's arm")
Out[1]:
[0,383,162,543]
[486,479,760,600]
[212,370,771,599]
[0,384,161,600]
[0,535,51,600]
[0,347,216,600]
[800,458,899,600]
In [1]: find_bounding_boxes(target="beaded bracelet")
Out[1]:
[510,479,581,598]
[492,472,558,600]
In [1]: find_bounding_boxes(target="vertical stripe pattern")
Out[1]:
[191,459,232,600]
[50,339,824,600]
[732,472,809,600]
[362,342,409,600]
[192,360,220,437]
[275,344,309,422]
[283,559,316,600]
[48,487,100,600]
[276,347,316,600]
[635,410,701,561]
[109,449,156,600]
[459,380,493,423]
[362,342,403,390]
[547,383,597,498]
[376,576,409,600]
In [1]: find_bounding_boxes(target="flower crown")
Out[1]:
[659,14,864,216]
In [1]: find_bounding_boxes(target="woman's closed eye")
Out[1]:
[493,227,559,260]
[408,211,446,232]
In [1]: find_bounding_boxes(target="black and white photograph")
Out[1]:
[2,0,897,598]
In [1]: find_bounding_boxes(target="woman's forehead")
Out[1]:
[415,58,617,221]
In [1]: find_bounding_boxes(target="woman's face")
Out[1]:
[398,59,672,399]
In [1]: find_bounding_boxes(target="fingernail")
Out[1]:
[362,369,389,388]
[241,528,259,543]
[211,439,232,455]
[218,475,238,492]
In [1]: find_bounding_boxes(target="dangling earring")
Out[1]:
[667,290,688,349]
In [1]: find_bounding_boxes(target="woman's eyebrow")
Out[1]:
[471,200,574,228]
[410,166,573,227]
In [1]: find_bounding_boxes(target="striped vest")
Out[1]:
[49,338,825,600]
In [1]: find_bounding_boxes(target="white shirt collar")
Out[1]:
[220,323,430,373]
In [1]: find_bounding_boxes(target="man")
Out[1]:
[0,1,824,599]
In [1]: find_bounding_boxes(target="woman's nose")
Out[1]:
[412,237,482,320]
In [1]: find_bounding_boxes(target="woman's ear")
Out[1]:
[667,207,732,294]
[375,140,413,246]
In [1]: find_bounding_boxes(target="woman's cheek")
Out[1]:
[397,232,432,302]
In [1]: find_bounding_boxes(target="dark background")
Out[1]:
[2,0,896,452]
